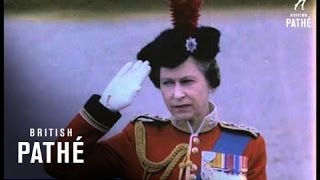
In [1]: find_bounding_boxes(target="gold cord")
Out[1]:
[135,121,188,180]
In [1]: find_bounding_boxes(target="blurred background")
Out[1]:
[4,0,316,179]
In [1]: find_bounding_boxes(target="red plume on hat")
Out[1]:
[168,0,202,35]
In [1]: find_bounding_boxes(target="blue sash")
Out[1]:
[213,130,252,155]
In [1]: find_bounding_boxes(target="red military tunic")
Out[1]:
[44,95,267,179]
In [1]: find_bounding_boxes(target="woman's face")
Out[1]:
[160,57,211,122]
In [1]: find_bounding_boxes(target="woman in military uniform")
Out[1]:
[44,0,267,179]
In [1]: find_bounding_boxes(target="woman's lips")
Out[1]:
[172,104,191,110]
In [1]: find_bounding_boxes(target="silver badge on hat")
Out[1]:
[185,37,197,53]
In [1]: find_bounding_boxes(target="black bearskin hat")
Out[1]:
[137,0,221,89]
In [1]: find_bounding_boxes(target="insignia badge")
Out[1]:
[185,37,197,53]
[201,151,248,180]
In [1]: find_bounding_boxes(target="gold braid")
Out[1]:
[135,121,188,180]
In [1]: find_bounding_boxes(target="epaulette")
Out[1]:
[218,121,260,138]
[131,114,170,123]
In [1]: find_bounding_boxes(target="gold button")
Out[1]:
[191,147,199,154]
[189,174,197,180]
[193,137,200,145]
[191,164,198,171]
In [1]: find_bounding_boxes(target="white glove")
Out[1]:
[99,60,151,111]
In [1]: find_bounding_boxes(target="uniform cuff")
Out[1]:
[80,94,121,132]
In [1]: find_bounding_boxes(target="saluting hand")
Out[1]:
[99,60,151,111]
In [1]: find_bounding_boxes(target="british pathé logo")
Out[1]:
[294,0,307,10]
[286,0,312,28]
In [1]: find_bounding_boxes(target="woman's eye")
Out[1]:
[181,79,194,85]
[162,81,173,85]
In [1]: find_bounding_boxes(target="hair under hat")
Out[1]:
[137,0,221,89]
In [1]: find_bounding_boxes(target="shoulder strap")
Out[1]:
[218,121,259,138]
[131,114,170,123]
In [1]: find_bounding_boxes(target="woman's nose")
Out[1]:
[173,84,185,99]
